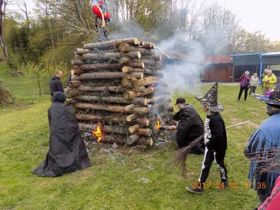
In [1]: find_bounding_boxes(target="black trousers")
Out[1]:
[238,86,249,101]
[249,86,257,95]
[199,148,228,183]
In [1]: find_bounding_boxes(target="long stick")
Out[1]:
[174,120,253,176]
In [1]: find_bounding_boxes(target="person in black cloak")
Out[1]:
[33,92,91,177]
[172,97,204,154]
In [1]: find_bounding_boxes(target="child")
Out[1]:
[186,82,228,193]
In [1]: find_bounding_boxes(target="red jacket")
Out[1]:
[259,176,280,210]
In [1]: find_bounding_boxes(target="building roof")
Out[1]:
[205,56,232,64]
[262,52,280,57]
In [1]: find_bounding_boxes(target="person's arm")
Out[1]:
[96,4,106,27]
[239,74,244,81]
[271,74,278,85]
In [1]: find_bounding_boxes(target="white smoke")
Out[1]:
[155,33,206,97]
[110,20,148,40]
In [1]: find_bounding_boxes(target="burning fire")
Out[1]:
[155,118,161,130]
[92,122,103,142]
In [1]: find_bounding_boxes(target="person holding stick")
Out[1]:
[186,82,228,193]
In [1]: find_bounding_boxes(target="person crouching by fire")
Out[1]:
[186,82,228,193]
[171,97,204,154]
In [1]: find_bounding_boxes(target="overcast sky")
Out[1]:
[208,0,280,41]
[8,0,280,41]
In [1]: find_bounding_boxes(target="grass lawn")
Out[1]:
[0,64,267,210]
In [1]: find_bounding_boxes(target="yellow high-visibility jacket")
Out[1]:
[263,74,277,90]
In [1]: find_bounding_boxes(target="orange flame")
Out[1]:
[155,118,161,130]
[92,122,103,142]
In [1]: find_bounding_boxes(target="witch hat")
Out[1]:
[195,82,224,112]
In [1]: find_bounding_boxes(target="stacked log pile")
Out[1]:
[69,38,173,147]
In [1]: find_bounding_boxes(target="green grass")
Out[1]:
[0,65,267,210]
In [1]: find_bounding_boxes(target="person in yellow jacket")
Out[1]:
[263,70,277,94]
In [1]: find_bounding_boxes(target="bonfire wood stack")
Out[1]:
[69,38,172,147]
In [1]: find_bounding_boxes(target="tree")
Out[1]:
[0,0,8,57]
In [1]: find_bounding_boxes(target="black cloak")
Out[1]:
[172,104,204,152]
[33,92,91,177]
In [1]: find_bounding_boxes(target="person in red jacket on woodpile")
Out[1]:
[90,0,111,41]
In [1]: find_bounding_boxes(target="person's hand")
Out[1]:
[169,125,177,130]
[101,20,106,28]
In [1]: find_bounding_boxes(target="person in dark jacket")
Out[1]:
[33,92,91,177]
[187,82,228,193]
[172,97,204,154]
[50,70,64,98]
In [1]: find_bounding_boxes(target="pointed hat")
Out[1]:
[195,82,224,112]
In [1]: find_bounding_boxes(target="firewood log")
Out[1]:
[134,76,158,86]
[142,59,156,66]
[76,72,130,80]
[119,58,145,69]
[75,48,91,55]
[126,114,136,122]
[73,69,84,76]
[83,38,140,49]
[122,66,144,73]
[123,87,154,100]
[81,51,141,61]
[80,63,122,71]
[138,137,154,147]
[76,114,150,126]
[77,85,124,93]
[127,134,140,146]
[121,75,137,88]
[128,125,140,134]
[79,123,127,135]
[137,128,152,137]
[117,43,155,56]
[142,42,155,49]
[75,103,149,114]
[69,81,81,88]
[71,58,84,65]
[75,95,150,106]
